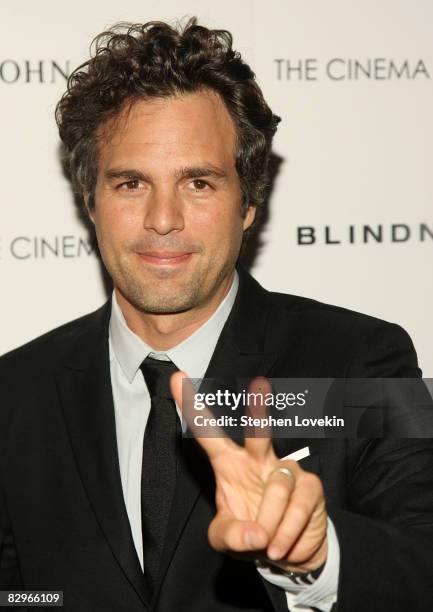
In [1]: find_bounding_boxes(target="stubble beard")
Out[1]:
[104,235,208,314]
[115,263,204,314]
[103,233,240,316]
[111,251,236,316]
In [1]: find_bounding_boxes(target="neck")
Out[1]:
[115,273,234,350]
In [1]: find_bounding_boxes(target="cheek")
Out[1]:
[191,202,243,239]
[94,202,138,246]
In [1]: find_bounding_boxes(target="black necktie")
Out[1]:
[140,356,180,594]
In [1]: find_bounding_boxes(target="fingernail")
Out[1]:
[245,531,263,549]
[267,546,283,560]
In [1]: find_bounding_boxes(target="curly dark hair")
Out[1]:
[56,17,281,221]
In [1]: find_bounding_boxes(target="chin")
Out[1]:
[125,286,199,315]
[135,299,197,315]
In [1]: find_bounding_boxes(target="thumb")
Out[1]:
[208,513,269,553]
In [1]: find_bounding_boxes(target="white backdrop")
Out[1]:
[1,0,432,373]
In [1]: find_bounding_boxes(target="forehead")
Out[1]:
[97,89,238,170]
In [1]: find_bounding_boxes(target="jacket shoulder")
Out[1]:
[264,290,419,376]
[268,289,403,335]
[0,302,110,371]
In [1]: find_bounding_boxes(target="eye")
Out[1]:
[190,179,211,191]
[119,179,141,190]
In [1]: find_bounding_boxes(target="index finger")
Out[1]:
[170,371,237,460]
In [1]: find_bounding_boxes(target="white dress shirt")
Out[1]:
[108,271,338,611]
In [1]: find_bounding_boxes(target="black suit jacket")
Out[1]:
[1,266,433,611]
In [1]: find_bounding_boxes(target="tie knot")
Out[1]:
[140,356,178,399]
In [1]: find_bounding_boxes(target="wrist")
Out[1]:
[261,534,328,577]
[255,557,326,585]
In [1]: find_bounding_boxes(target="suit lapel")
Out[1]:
[55,303,151,608]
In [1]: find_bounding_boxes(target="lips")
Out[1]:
[136,251,193,265]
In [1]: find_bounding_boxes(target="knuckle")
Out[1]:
[290,501,311,522]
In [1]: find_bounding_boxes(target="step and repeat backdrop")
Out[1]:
[1,0,432,373]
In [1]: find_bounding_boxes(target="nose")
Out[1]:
[142,188,185,235]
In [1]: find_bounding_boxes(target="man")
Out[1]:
[0,17,432,612]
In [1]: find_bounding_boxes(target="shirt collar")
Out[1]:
[109,271,239,383]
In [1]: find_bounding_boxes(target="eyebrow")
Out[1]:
[175,166,227,180]
[105,165,228,182]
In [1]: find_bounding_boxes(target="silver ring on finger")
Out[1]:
[267,466,294,483]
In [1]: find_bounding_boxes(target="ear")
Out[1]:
[83,192,95,223]
[242,205,256,231]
